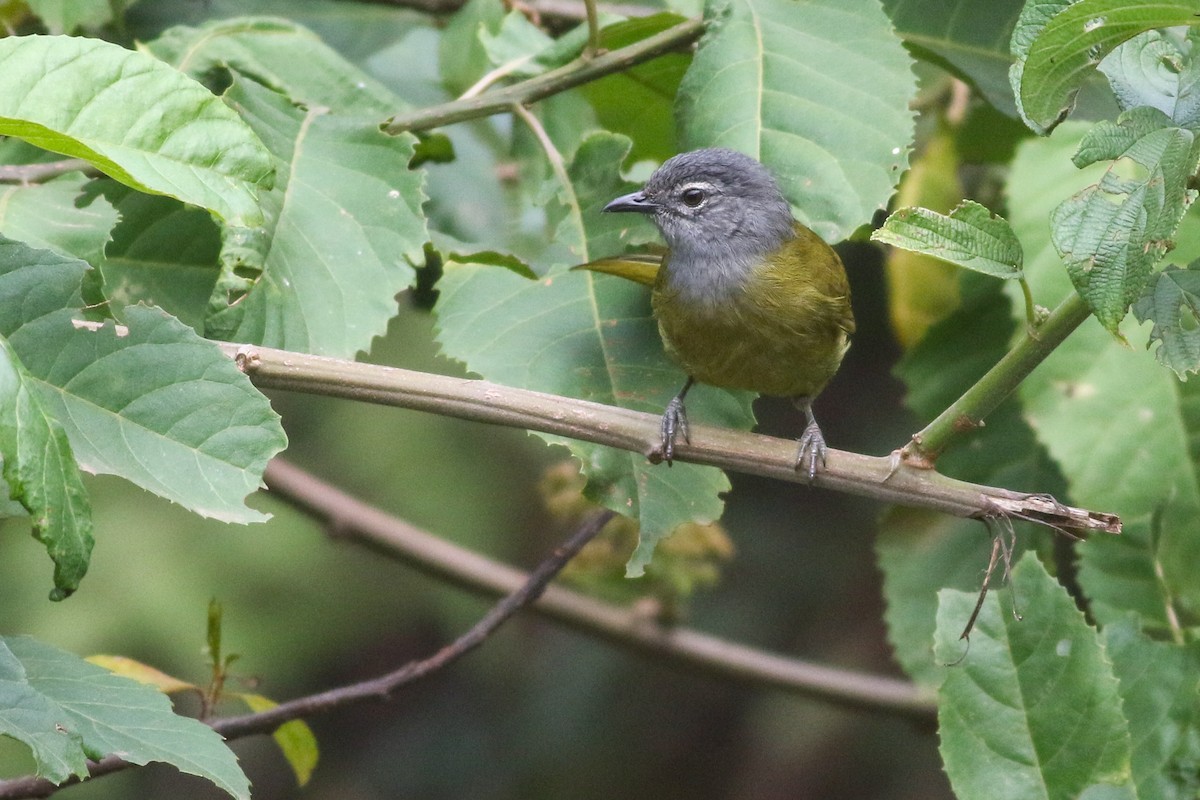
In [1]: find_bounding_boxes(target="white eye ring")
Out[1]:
[681,187,705,207]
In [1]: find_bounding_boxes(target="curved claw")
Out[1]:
[660,396,690,465]
[795,420,827,483]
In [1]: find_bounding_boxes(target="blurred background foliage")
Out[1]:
[0,0,1057,797]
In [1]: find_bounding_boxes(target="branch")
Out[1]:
[218,342,1122,535]
[352,0,656,22]
[0,506,615,799]
[902,292,1092,464]
[384,17,704,133]
[0,458,937,799]
[215,504,617,734]
[255,458,935,718]
[0,159,93,183]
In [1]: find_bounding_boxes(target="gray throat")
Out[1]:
[662,235,782,308]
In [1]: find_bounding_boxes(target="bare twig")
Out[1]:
[580,0,602,56]
[257,458,935,717]
[353,0,655,21]
[0,454,939,799]
[0,159,93,183]
[0,507,615,799]
[218,342,1122,536]
[216,506,617,734]
[384,18,703,133]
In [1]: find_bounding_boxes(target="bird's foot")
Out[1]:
[795,421,827,483]
[660,396,690,465]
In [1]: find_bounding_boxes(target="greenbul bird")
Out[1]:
[594,148,854,479]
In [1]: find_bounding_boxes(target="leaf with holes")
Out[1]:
[1009,124,1200,629]
[0,235,287,524]
[1051,107,1199,338]
[1100,27,1200,127]
[1134,261,1200,378]
[1010,0,1200,134]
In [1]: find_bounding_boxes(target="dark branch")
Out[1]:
[215,507,615,736]
[0,507,614,799]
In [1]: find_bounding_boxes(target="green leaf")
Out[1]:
[880,275,1062,685]
[0,332,91,600]
[0,235,287,523]
[1051,107,1199,338]
[438,0,507,96]
[429,233,536,279]
[1010,0,1200,134]
[0,173,118,266]
[1009,123,1200,628]
[872,200,1023,279]
[95,180,223,332]
[145,16,405,116]
[240,693,319,787]
[883,0,1027,115]
[1104,618,1200,799]
[1134,261,1200,378]
[0,35,273,226]
[206,76,428,357]
[477,9,556,77]
[935,554,1135,800]
[677,0,916,242]
[876,508,996,688]
[0,635,249,798]
[1100,28,1200,127]
[578,14,690,164]
[435,132,754,576]
[207,597,226,670]
[86,655,196,695]
[24,0,117,33]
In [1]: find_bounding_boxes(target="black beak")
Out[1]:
[603,191,657,214]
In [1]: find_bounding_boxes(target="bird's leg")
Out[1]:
[660,377,694,465]
[794,396,827,483]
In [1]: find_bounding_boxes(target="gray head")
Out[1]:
[603,148,795,262]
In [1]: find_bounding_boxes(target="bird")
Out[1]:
[589,147,854,480]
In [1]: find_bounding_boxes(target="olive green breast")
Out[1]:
[651,223,854,398]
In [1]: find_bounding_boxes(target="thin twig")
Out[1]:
[0,507,616,799]
[0,159,93,183]
[353,0,655,21]
[256,458,935,717]
[218,342,1122,536]
[216,506,617,734]
[384,17,703,133]
[581,0,602,56]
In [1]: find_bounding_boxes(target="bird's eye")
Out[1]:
[681,187,705,207]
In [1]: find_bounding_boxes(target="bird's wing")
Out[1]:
[571,252,663,287]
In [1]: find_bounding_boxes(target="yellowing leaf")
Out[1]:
[86,655,196,694]
[239,693,319,787]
